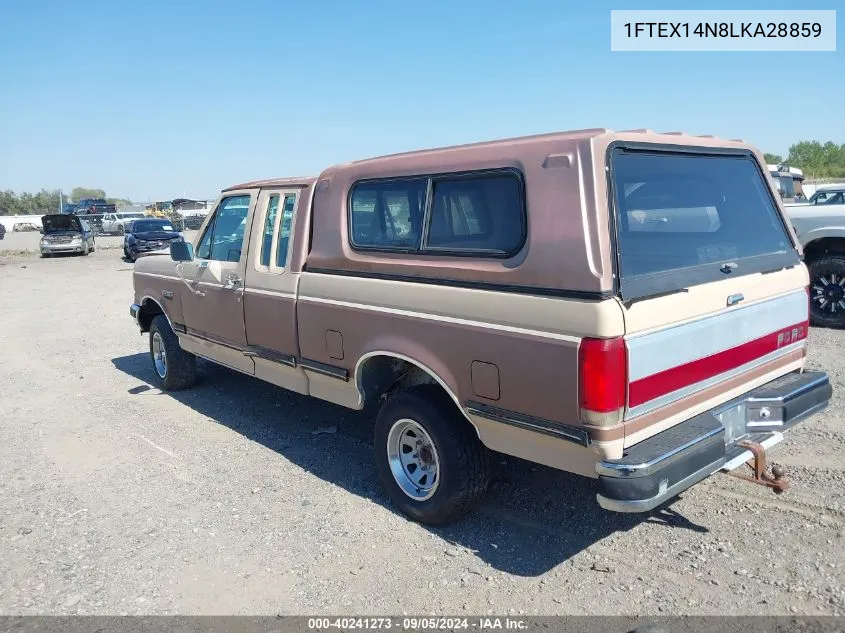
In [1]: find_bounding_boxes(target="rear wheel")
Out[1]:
[80,241,90,256]
[149,314,198,390]
[373,385,490,525]
[808,256,845,329]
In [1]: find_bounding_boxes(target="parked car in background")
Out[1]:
[808,187,845,206]
[786,199,845,329]
[40,214,95,257]
[13,222,40,232]
[182,214,207,230]
[172,198,210,230]
[0,222,5,240]
[123,217,184,262]
[101,211,147,235]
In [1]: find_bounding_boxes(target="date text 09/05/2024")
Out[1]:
[623,22,823,39]
[307,617,528,630]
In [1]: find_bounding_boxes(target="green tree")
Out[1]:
[0,189,62,215]
[764,153,784,165]
[71,187,106,201]
[786,141,845,179]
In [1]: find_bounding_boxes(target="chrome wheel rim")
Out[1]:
[812,272,845,315]
[386,418,440,501]
[151,332,167,378]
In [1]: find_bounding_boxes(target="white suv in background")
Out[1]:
[101,212,147,235]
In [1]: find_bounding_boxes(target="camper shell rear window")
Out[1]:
[609,146,800,301]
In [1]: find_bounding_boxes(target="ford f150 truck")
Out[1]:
[130,128,832,525]
[784,186,845,329]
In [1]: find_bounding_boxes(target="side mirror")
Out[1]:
[170,240,194,262]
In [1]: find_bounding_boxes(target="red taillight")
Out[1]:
[578,337,627,426]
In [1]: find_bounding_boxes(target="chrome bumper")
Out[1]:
[130,303,141,327]
[41,244,83,252]
[596,370,832,513]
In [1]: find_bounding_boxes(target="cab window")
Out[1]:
[196,195,251,262]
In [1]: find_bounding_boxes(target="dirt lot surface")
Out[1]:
[0,250,843,616]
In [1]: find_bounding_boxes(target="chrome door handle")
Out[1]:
[224,274,242,290]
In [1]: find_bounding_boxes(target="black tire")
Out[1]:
[807,256,845,329]
[129,249,138,262]
[373,385,490,525]
[148,314,198,391]
[41,253,51,258]
[90,239,96,253]
[123,246,129,259]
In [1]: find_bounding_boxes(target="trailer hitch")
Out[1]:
[725,440,789,494]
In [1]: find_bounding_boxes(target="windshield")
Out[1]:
[611,150,799,299]
[132,220,175,233]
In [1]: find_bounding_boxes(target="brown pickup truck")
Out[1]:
[130,128,832,525]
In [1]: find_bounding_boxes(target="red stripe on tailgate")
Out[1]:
[628,321,808,408]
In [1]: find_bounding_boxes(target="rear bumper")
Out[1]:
[596,370,832,512]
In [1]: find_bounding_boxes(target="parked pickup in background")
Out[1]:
[101,211,147,235]
[73,198,117,216]
[784,186,845,329]
[129,128,832,525]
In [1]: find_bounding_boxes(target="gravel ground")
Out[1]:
[0,250,843,616]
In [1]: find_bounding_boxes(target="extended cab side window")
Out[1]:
[258,193,297,269]
[196,195,251,262]
[259,195,280,267]
[276,194,297,267]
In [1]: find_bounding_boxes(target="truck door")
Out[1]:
[241,188,308,394]
[178,191,255,375]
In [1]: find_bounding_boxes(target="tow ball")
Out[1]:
[725,440,789,494]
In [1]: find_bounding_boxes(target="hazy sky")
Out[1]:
[1,0,842,201]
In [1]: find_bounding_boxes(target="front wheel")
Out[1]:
[149,314,198,390]
[374,385,490,525]
[808,256,845,329]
